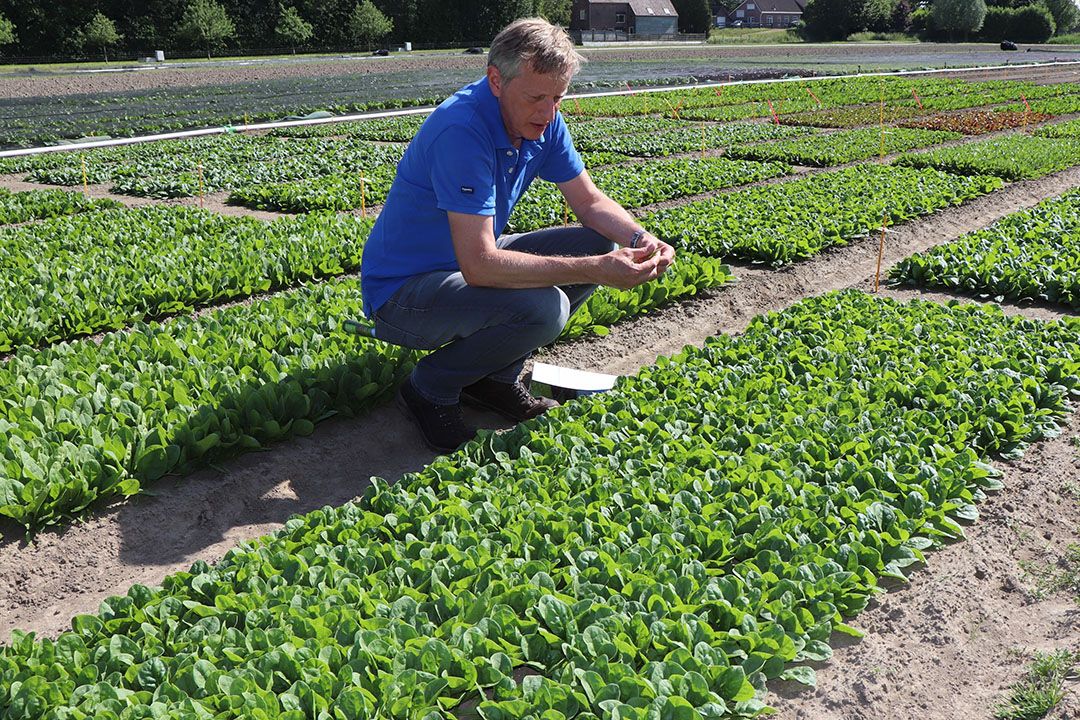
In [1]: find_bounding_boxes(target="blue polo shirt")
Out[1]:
[360,76,585,317]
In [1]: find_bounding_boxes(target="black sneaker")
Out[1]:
[461,377,559,422]
[397,377,476,453]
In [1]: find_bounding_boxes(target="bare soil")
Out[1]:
[2,63,1080,719]
[3,44,1079,100]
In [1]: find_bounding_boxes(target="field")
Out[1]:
[1,50,1080,720]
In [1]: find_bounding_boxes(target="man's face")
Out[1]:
[487,63,571,147]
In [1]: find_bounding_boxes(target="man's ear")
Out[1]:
[486,65,503,98]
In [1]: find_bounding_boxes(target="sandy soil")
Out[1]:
[2,64,1080,719]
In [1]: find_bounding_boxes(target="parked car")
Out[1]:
[732,20,743,27]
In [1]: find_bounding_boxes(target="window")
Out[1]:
[747,3,754,8]
[736,9,744,17]
[579,9,586,19]
[616,11,626,23]
[764,14,773,24]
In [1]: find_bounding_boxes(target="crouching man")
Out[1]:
[359,17,675,452]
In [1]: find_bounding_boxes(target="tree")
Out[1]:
[275,6,313,52]
[176,0,236,58]
[1042,0,1079,33]
[673,0,712,32]
[535,0,572,25]
[931,0,986,39]
[0,13,16,50]
[860,0,897,32]
[890,0,913,31]
[801,0,867,39]
[348,0,393,47]
[80,12,123,62]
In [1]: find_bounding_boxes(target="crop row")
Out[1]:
[778,104,924,129]
[563,77,1047,119]
[898,110,1055,135]
[0,254,733,532]
[2,135,406,199]
[724,127,960,167]
[1035,118,1080,139]
[890,188,1080,307]
[571,121,811,158]
[270,114,428,142]
[895,134,1080,181]
[225,150,630,214]
[0,188,119,225]
[643,164,1001,264]
[0,207,374,352]
[2,290,1077,718]
[507,156,790,233]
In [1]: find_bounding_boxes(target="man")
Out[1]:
[360,17,675,453]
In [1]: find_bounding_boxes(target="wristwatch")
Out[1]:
[629,229,646,249]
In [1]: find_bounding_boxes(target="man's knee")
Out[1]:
[516,286,570,341]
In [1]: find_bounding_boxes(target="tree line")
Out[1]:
[0,0,573,61]
[779,0,1078,43]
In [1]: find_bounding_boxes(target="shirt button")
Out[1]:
[505,150,513,157]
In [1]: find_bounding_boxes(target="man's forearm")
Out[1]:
[460,247,600,288]
[573,193,644,247]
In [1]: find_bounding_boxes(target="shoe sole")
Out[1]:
[396,390,472,454]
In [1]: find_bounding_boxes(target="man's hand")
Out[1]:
[594,245,664,289]
[634,232,676,275]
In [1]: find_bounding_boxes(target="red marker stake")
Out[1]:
[766,99,780,125]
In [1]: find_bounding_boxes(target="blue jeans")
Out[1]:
[373,226,614,405]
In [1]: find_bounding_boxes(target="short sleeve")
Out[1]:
[538,113,585,184]
[428,124,497,216]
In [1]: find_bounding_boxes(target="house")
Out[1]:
[728,0,804,27]
[569,0,680,38]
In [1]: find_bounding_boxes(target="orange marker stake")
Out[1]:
[766,100,780,125]
[806,86,822,108]
[197,163,204,208]
[360,171,367,218]
[912,88,923,110]
[714,86,724,99]
[574,97,581,113]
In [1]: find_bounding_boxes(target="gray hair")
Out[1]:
[488,18,585,82]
